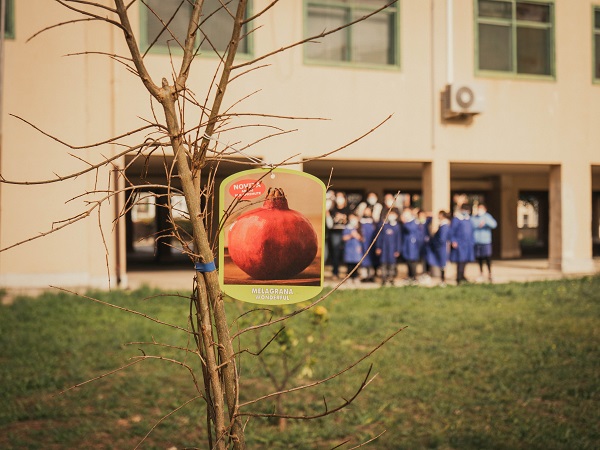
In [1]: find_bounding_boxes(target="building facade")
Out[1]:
[1,0,599,289]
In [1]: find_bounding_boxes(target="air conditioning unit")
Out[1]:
[443,83,485,118]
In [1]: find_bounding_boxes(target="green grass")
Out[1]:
[1,278,599,449]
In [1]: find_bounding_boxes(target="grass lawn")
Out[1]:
[0,277,599,449]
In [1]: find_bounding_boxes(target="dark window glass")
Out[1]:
[516,2,550,23]
[306,6,347,62]
[476,0,553,76]
[305,1,399,66]
[517,26,551,75]
[4,0,14,38]
[595,34,600,79]
[145,0,192,49]
[478,0,512,19]
[143,0,249,54]
[479,23,512,71]
[351,11,396,65]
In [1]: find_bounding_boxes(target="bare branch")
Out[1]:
[0,143,158,185]
[53,0,125,30]
[238,326,406,409]
[55,359,143,396]
[243,0,279,25]
[114,0,161,99]
[197,0,248,164]
[27,18,97,43]
[62,0,117,14]
[8,114,165,150]
[50,287,194,334]
[240,365,376,421]
[134,395,203,450]
[140,0,189,58]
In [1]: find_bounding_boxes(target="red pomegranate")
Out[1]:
[227,187,318,280]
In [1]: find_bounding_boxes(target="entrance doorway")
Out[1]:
[518,191,549,257]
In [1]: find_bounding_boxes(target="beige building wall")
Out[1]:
[1,1,598,289]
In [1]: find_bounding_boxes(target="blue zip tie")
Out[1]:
[194,261,216,272]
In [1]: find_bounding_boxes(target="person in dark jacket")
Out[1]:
[327,192,350,280]
[359,206,378,282]
[375,210,401,286]
[401,208,421,283]
[426,210,452,285]
[416,209,433,280]
[449,204,475,285]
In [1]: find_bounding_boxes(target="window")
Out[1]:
[304,1,400,68]
[141,0,250,56]
[594,6,600,81]
[3,0,14,39]
[476,0,554,77]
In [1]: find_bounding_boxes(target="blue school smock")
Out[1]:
[426,222,450,268]
[360,218,377,268]
[376,222,401,264]
[401,219,421,262]
[343,226,364,264]
[417,217,432,259]
[449,213,475,263]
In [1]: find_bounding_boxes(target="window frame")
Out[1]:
[594,5,600,84]
[139,0,253,58]
[303,0,401,71]
[3,0,14,39]
[474,0,556,80]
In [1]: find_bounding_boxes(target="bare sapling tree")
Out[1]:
[1,0,402,448]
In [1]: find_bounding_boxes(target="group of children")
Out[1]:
[327,191,498,286]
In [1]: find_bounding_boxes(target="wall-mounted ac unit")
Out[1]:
[443,83,485,119]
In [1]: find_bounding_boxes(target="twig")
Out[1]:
[49,286,193,334]
[134,395,203,450]
[55,359,143,396]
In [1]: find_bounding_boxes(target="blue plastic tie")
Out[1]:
[194,261,217,272]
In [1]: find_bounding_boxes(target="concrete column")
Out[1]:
[498,175,520,259]
[422,159,450,228]
[550,163,595,273]
[548,165,562,270]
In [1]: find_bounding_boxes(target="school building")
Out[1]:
[0,0,599,289]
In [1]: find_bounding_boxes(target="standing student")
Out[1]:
[375,210,402,286]
[426,210,452,286]
[342,213,364,283]
[380,193,401,223]
[449,203,475,285]
[471,203,498,282]
[359,206,378,282]
[328,192,350,280]
[401,208,421,283]
[416,209,432,279]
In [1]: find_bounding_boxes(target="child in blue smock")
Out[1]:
[450,204,475,285]
[401,209,421,282]
[359,206,378,282]
[375,211,401,286]
[343,213,364,283]
[416,209,433,278]
[426,210,451,285]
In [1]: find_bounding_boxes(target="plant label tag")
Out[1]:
[219,168,326,304]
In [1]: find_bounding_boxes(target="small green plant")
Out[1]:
[245,304,330,431]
